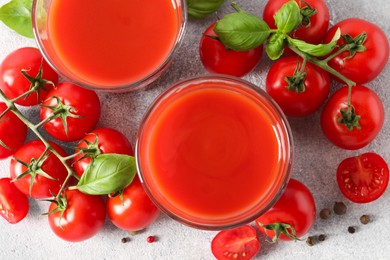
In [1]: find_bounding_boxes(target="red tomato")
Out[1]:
[0,177,29,224]
[0,47,58,106]
[40,82,101,142]
[10,140,68,198]
[48,190,106,242]
[0,102,28,159]
[199,23,263,77]
[324,18,389,84]
[263,0,330,44]
[106,176,160,232]
[256,178,316,241]
[73,128,134,177]
[320,85,384,150]
[266,56,331,117]
[337,153,389,203]
[211,225,260,260]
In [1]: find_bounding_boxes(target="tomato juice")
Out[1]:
[33,0,186,91]
[136,76,293,229]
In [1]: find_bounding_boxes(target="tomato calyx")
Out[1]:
[340,32,367,59]
[258,222,301,242]
[299,1,317,28]
[338,105,361,131]
[19,62,55,104]
[40,96,83,137]
[285,58,307,92]
[13,149,58,196]
[73,134,101,165]
[43,193,68,229]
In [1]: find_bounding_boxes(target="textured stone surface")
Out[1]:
[0,0,389,259]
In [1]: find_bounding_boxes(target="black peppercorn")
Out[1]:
[333,202,347,215]
[348,226,356,234]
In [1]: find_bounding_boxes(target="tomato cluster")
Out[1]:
[0,48,159,242]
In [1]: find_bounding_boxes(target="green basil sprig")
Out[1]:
[187,0,225,19]
[75,154,137,195]
[288,28,341,57]
[214,4,271,51]
[0,0,34,38]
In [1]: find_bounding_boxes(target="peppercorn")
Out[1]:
[333,202,347,215]
[320,208,331,219]
[306,236,316,246]
[318,234,326,241]
[121,237,130,243]
[348,226,356,234]
[147,235,156,243]
[360,215,370,225]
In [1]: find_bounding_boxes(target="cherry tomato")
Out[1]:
[0,47,58,106]
[266,56,330,117]
[0,102,28,159]
[256,178,316,241]
[73,128,134,177]
[320,85,384,150]
[48,190,106,242]
[211,225,260,260]
[0,177,29,224]
[324,18,389,84]
[10,140,68,198]
[40,82,101,142]
[106,176,160,232]
[337,153,389,203]
[263,0,330,44]
[199,23,263,77]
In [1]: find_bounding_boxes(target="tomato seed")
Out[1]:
[360,215,370,224]
[333,202,347,215]
[147,236,156,243]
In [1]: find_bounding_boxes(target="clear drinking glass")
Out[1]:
[32,0,187,92]
[136,75,294,230]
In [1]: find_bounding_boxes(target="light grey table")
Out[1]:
[1,0,389,259]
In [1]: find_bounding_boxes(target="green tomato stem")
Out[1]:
[287,42,356,88]
[0,89,78,200]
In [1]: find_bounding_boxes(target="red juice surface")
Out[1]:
[138,79,290,222]
[46,0,180,86]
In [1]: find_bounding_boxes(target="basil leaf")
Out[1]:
[266,32,286,60]
[214,11,271,51]
[274,0,302,34]
[0,0,34,38]
[288,28,341,57]
[76,154,136,195]
[187,0,225,19]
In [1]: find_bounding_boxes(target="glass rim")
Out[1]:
[31,0,188,93]
[135,75,294,230]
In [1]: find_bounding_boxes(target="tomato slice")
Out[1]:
[211,225,260,260]
[337,153,389,203]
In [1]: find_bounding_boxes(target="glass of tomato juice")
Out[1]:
[32,0,186,92]
[136,76,294,230]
